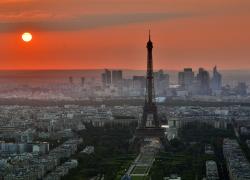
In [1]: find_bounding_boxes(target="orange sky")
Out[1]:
[1,0,250,70]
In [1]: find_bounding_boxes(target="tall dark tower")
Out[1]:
[135,31,165,139]
[141,31,159,128]
[146,31,154,105]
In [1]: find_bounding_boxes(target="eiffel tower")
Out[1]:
[135,31,165,138]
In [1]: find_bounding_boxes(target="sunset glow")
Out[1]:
[1,0,250,70]
[22,32,32,42]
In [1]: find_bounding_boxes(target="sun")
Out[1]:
[22,32,32,42]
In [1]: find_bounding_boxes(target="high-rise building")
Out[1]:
[178,68,194,90]
[211,66,222,94]
[154,70,169,96]
[101,69,111,87]
[196,68,210,95]
[112,70,123,86]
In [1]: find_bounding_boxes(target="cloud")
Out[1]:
[1,0,249,33]
[0,12,197,33]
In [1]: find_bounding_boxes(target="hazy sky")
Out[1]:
[1,0,250,70]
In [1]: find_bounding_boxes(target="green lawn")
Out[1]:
[139,154,154,164]
[132,166,149,174]
[131,175,150,180]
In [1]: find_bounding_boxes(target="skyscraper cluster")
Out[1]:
[101,69,123,87]
[101,69,112,87]
[178,66,222,95]
[100,69,170,97]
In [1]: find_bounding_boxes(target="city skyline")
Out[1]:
[1,1,250,180]
[1,0,250,70]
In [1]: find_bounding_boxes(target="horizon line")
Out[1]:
[0,68,250,71]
